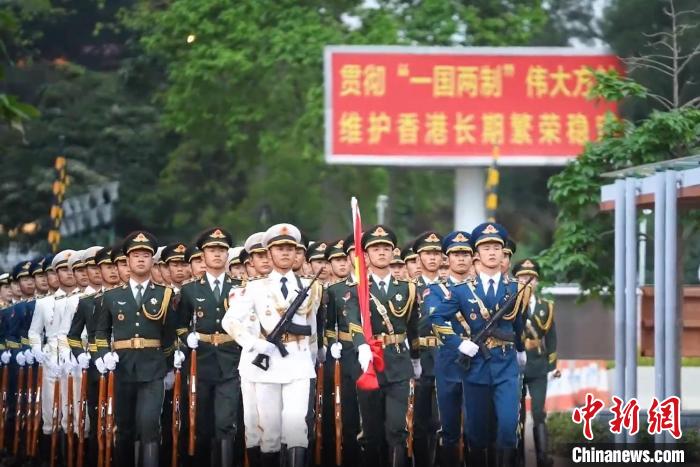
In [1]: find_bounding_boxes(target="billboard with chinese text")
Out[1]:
[324,46,622,166]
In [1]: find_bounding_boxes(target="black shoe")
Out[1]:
[413,437,430,467]
[141,441,159,467]
[246,446,262,467]
[439,443,460,467]
[533,424,553,467]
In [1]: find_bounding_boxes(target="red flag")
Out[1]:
[351,197,384,391]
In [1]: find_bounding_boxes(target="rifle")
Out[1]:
[30,364,42,456]
[104,366,115,467]
[0,362,7,451]
[406,378,415,458]
[24,359,34,456]
[66,368,75,467]
[77,357,88,467]
[455,278,533,371]
[252,271,321,371]
[96,371,106,467]
[171,347,182,467]
[13,361,25,456]
[188,310,197,456]
[50,366,60,467]
[313,363,323,466]
[333,357,342,466]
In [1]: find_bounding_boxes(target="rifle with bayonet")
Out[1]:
[252,270,321,371]
[188,309,197,456]
[171,340,182,467]
[76,344,88,467]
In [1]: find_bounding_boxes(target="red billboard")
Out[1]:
[324,46,622,166]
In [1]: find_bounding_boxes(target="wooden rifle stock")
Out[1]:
[104,370,115,467]
[333,359,342,466]
[66,371,75,467]
[30,365,42,456]
[13,364,25,456]
[406,378,415,458]
[313,363,323,466]
[77,367,88,467]
[0,364,7,450]
[24,363,34,456]
[96,374,106,467]
[171,368,182,467]
[187,348,197,456]
[50,377,60,467]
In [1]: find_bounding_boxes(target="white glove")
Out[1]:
[173,350,185,369]
[458,340,479,357]
[0,351,10,365]
[77,352,91,370]
[330,342,342,360]
[95,357,107,374]
[103,352,119,371]
[517,351,527,370]
[32,346,45,364]
[252,339,277,355]
[16,352,26,367]
[24,349,35,366]
[63,353,78,375]
[186,332,199,349]
[411,358,422,379]
[60,348,72,366]
[164,371,175,390]
[357,343,372,373]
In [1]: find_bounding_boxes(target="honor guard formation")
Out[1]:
[0,221,559,467]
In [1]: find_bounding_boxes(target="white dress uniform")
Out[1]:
[222,225,323,455]
[28,251,90,435]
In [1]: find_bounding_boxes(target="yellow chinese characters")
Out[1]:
[339,64,386,97]
[526,64,606,98]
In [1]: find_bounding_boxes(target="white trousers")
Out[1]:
[254,378,310,453]
[241,379,261,448]
[41,369,89,435]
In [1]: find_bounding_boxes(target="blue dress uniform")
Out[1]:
[410,231,443,467]
[429,223,530,467]
[426,231,473,465]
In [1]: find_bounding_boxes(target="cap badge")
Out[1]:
[134,233,149,242]
[483,224,498,234]
[425,233,440,242]
[211,229,226,239]
[373,226,388,236]
[454,233,468,242]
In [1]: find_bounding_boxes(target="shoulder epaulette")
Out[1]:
[327,278,346,287]
[80,291,98,300]
[246,275,267,282]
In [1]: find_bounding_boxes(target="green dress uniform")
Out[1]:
[513,259,557,467]
[94,231,177,467]
[323,237,361,466]
[411,231,444,467]
[346,225,419,467]
[176,228,243,467]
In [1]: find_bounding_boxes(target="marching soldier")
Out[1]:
[346,225,420,467]
[67,246,121,465]
[28,250,80,458]
[401,245,421,280]
[324,238,361,466]
[425,231,473,465]
[93,231,178,467]
[411,231,443,467]
[45,255,60,294]
[307,242,330,284]
[163,242,191,292]
[177,227,243,467]
[228,247,247,280]
[185,245,206,279]
[223,223,323,467]
[502,239,516,278]
[512,259,557,467]
[293,232,310,274]
[389,248,406,281]
[152,247,166,285]
[244,232,272,277]
[111,246,131,284]
[429,223,530,467]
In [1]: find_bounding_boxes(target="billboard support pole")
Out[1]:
[454,167,486,231]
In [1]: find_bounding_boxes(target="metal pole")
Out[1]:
[653,172,666,444]
[454,168,486,231]
[613,179,626,444]
[376,194,389,224]
[664,170,680,444]
[624,178,638,443]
